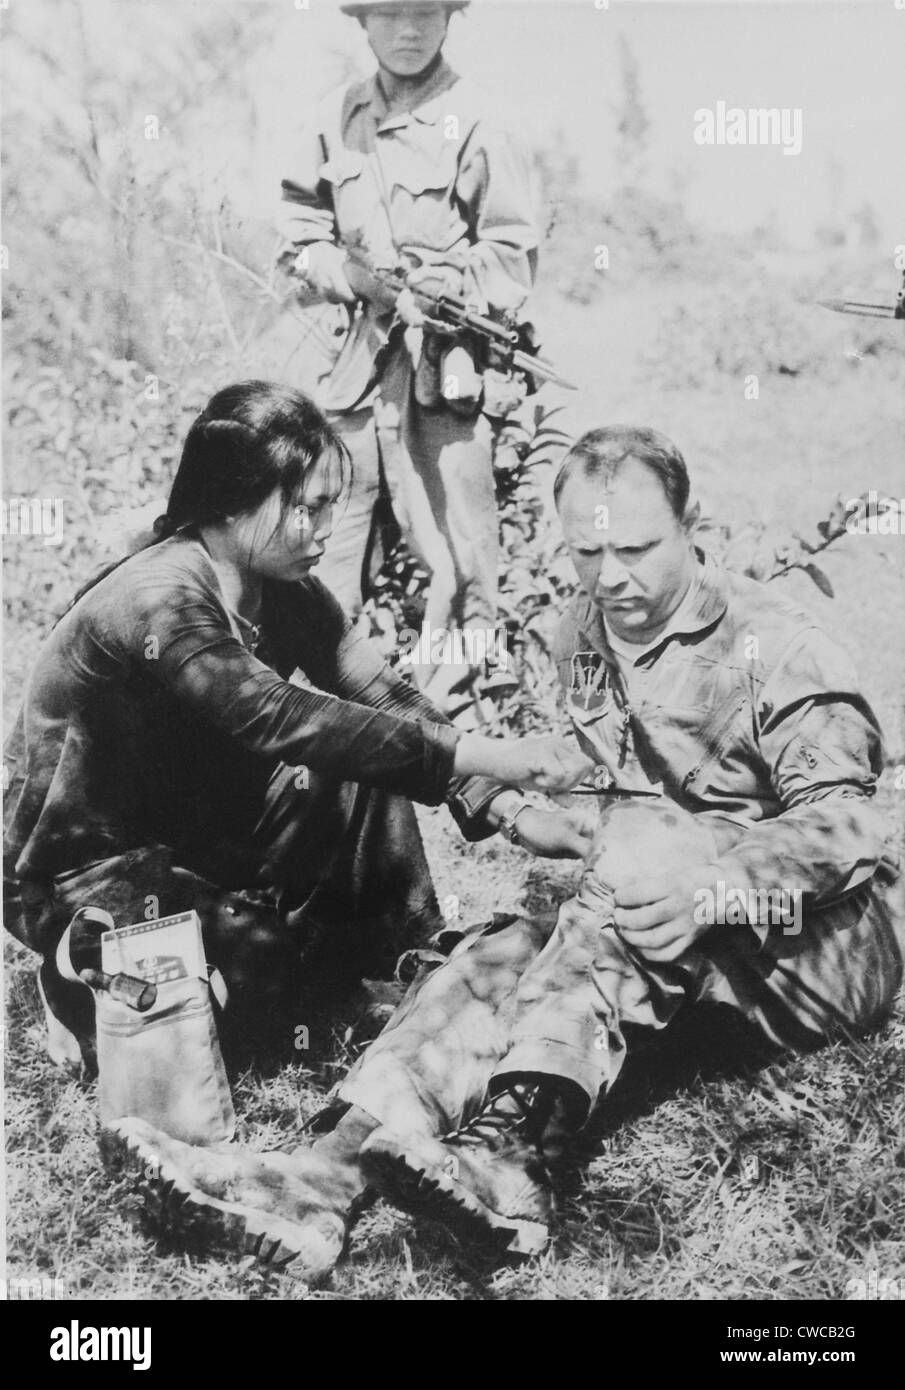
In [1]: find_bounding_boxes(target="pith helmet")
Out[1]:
[340,2,470,15]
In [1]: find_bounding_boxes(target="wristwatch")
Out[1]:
[498,800,531,846]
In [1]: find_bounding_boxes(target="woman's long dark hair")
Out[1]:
[69,381,350,609]
[163,380,350,537]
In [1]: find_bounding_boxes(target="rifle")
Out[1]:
[341,245,577,392]
[818,269,905,322]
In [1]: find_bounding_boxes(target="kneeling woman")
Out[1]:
[3,382,591,1063]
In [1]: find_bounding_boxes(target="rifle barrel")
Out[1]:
[434,297,520,345]
[511,349,577,391]
[818,298,898,319]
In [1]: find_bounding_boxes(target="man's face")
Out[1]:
[557,458,699,644]
[363,4,449,78]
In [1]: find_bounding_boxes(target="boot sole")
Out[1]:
[361,1141,550,1257]
[99,1121,340,1283]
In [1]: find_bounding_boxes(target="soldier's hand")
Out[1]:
[396,287,426,328]
[297,243,357,306]
[454,734,594,796]
[510,806,597,859]
[397,265,465,326]
[407,264,465,301]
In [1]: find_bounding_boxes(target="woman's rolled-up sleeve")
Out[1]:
[125,575,458,806]
[326,616,509,839]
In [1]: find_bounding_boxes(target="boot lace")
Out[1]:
[446,1084,552,1152]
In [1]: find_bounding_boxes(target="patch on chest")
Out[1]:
[569,652,616,714]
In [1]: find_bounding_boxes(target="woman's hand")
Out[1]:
[453,733,594,796]
[510,805,597,859]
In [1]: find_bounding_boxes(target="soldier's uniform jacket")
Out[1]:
[552,552,899,912]
[279,58,538,411]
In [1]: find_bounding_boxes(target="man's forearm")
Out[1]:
[714,794,889,905]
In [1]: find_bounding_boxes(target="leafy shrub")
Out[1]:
[643,280,904,389]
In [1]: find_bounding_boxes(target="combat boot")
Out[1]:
[360,1082,571,1255]
[101,1116,359,1284]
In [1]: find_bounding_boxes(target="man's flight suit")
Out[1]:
[335,554,902,1133]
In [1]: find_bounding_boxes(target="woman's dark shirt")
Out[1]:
[4,534,496,885]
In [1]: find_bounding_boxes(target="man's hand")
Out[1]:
[453,733,594,797]
[511,805,597,859]
[395,286,426,328]
[396,264,466,327]
[407,263,465,301]
[296,243,357,305]
[613,861,724,963]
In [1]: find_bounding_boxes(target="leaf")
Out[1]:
[801,563,835,598]
[533,404,566,428]
[827,494,856,532]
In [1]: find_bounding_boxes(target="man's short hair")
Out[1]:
[553,425,691,521]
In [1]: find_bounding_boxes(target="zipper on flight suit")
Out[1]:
[681,693,750,792]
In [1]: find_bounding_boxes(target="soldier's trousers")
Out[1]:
[318,351,497,715]
[337,801,903,1135]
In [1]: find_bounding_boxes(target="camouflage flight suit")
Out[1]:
[279,58,538,711]
[335,553,902,1134]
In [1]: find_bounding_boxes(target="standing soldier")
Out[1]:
[278,0,539,720]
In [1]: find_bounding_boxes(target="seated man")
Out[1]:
[104,424,902,1280]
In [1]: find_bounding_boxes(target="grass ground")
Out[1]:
[5,817,904,1301]
[4,256,905,1300]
